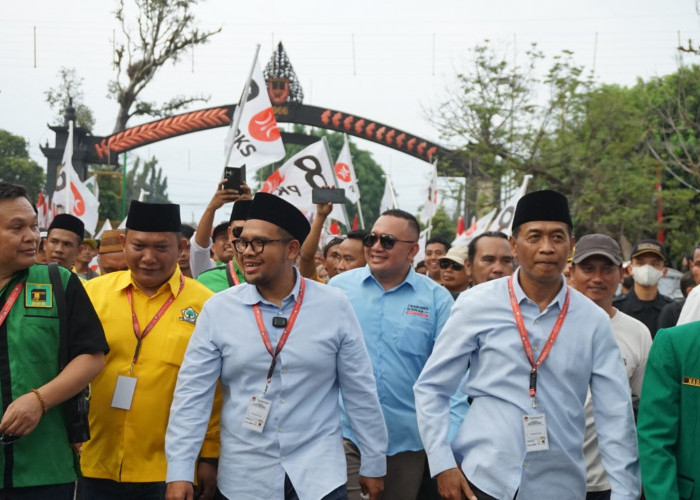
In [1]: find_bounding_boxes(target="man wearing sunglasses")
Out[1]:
[189,181,252,278]
[196,201,252,293]
[414,190,640,500]
[329,209,454,500]
[438,246,470,299]
[165,192,387,500]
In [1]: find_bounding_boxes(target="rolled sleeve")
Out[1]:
[189,235,215,278]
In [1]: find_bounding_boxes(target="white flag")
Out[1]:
[422,162,439,219]
[452,208,497,246]
[413,228,430,265]
[487,175,532,236]
[95,219,113,240]
[379,175,396,214]
[333,136,360,204]
[260,139,348,227]
[224,60,285,173]
[53,121,100,235]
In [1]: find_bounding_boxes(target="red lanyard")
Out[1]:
[0,283,24,329]
[252,278,306,394]
[228,260,241,286]
[126,274,185,367]
[508,274,570,408]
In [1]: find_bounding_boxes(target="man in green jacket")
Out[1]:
[638,322,700,500]
[0,181,108,498]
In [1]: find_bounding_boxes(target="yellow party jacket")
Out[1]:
[81,268,220,482]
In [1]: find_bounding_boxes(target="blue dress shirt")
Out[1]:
[165,270,388,499]
[414,271,641,500]
[329,266,453,455]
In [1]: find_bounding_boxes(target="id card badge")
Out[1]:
[522,413,549,452]
[111,375,137,410]
[242,395,271,433]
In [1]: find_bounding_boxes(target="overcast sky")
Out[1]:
[2,0,699,224]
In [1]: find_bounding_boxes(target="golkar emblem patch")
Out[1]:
[179,307,198,324]
[25,283,52,308]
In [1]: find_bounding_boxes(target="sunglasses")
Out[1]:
[363,233,416,250]
[232,226,244,238]
[439,260,465,271]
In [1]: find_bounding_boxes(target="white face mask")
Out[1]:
[631,264,664,286]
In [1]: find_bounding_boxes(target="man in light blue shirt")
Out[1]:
[414,190,640,500]
[165,192,388,500]
[329,209,453,500]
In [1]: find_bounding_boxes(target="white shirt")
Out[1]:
[584,308,651,491]
[677,284,700,325]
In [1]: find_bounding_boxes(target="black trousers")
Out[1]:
[215,475,348,500]
[0,483,74,500]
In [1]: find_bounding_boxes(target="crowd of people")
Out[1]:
[0,178,698,500]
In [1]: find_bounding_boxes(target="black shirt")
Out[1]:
[613,287,673,338]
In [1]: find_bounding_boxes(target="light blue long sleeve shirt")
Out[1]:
[165,270,388,499]
[329,266,453,455]
[414,271,641,500]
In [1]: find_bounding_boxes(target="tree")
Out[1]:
[430,41,664,253]
[110,0,221,132]
[425,206,456,242]
[126,155,170,204]
[44,67,96,130]
[0,129,45,201]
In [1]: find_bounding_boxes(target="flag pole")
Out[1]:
[66,121,74,215]
[224,43,261,170]
[355,200,365,229]
[323,136,351,231]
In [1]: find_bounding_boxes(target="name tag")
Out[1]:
[523,413,549,452]
[242,395,271,433]
[111,375,137,410]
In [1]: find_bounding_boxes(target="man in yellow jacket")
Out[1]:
[81,201,220,500]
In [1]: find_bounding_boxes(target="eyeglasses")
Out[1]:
[0,434,20,445]
[233,238,291,254]
[439,260,465,271]
[231,226,244,239]
[363,233,416,250]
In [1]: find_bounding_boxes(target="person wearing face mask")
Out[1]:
[613,239,672,338]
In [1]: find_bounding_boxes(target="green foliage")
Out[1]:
[0,129,45,201]
[427,206,456,242]
[44,67,96,130]
[126,156,170,204]
[430,40,682,259]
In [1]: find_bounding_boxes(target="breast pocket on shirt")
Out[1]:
[155,330,192,366]
[23,316,60,363]
[394,310,434,357]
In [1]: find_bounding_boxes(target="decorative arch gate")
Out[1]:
[42,43,454,196]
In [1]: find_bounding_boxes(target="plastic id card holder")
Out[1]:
[242,395,271,433]
[111,375,137,410]
[522,413,549,452]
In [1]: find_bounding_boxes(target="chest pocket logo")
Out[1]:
[682,376,700,388]
[25,283,52,308]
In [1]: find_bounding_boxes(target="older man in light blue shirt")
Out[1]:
[414,190,640,500]
[165,192,387,500]
[329,209,453,500]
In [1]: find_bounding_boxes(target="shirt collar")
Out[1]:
[511,268,568,309]
[363,264,417,292]
[116,266,184,297]
[240,267,303,306]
